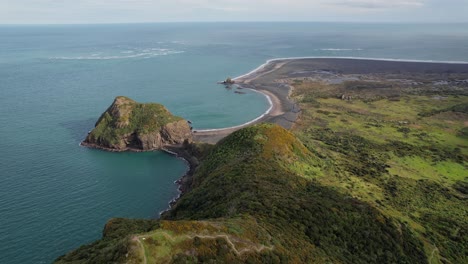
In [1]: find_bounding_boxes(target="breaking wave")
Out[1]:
[50,48,184,60]
[317,48,363,51]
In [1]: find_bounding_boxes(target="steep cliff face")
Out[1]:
[83,96,192,151]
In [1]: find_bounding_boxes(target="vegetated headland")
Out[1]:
[60,58,468,263]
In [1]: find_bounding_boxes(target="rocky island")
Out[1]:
[82,96,192,151]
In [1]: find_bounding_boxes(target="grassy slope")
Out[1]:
[292,80,467,263]
[57,124,427,264]
[87,96,183,146]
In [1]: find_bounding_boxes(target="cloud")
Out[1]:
[329,0,425,9]
[0,0,427,13]
[0,0,465,24]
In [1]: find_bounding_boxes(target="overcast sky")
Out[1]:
[1,0,467,24]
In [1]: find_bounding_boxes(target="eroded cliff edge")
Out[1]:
[82,96,192,151]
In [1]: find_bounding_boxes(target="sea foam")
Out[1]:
[317,48,363,51]
[50,48,184,60]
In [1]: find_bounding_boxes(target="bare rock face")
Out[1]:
[82,96,192,151]
[161,120,193,145]
[136,131,162,150]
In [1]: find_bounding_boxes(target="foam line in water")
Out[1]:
[50,50,184,60]
[316,48,364,51]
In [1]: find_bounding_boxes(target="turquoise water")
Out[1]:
[1,23,468,263]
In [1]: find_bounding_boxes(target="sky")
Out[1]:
[1,0,467,24]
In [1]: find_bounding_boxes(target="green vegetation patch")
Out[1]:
[292,80,468,263]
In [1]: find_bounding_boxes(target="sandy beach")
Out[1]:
[193,57,468,144]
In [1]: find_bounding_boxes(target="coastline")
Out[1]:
[170,56,468,203]
[195,56,468,144]
[192,60,296,143]
[188,56,468,203]
[158,145,199,217]
[81,57,468,220]
[62,53,468,262]
[80,141,153,152]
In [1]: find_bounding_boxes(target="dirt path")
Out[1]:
[132,236,147,264]
[186,234,274,255]
[429,247,438,264]
[428,246,453,264]
[135,231,273,261]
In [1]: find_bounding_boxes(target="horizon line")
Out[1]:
[1,21,468,26]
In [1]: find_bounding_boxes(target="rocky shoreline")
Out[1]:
[80,141,154,152]
[158,144,200,217]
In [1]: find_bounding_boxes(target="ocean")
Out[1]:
[1,22,467,263]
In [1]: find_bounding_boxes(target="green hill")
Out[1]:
[57,124,427,263]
